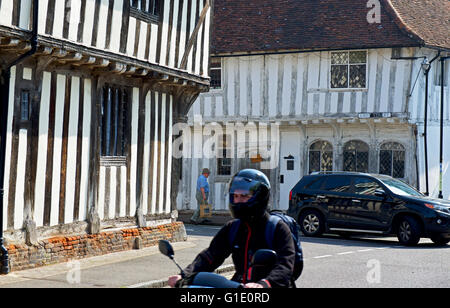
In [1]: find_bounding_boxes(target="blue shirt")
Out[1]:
[197,175,210,193]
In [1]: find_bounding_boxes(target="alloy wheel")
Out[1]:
[303,214,320,234]
[399,221,412,242]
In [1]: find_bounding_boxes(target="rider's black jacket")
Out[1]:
[183,212,296,288]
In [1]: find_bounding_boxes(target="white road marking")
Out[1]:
[313,255,333,259]
[357,249,374,252]
[337,251,355,255]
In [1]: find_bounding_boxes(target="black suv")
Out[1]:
[287,172,450,246]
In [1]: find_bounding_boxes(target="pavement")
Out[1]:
[0,218,234,288]
[177,210,234,226]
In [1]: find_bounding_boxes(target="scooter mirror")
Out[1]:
[159,240,175,259]
[252,249,277,268]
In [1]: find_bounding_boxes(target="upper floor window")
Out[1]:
[210,58,222,90]
[331,51,367,89]
[130,0,162,23]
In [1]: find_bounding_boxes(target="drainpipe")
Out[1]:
[422,52,441,196]
[0,0,39,275]
[438,56,449,199]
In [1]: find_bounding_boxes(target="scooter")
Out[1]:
[158,240,277,288]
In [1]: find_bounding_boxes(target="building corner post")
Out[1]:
[0,69,11,275]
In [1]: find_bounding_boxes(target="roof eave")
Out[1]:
[381,0,425,46]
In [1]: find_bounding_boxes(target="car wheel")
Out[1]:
[396,216,421,246]
[430,234,450,246]
[299,209,324,237]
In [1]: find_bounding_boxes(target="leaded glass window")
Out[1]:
[379,142,405,178]
[309,141,333,173]
[343,140,369,173]
[331,51,367,89]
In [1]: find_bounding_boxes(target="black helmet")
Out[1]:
[228,169,271,221]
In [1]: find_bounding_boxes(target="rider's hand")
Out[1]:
[168,275,182,288]
[244,282,264,288]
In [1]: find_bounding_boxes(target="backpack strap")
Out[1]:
[229,216,281,249]
[228,219,241,248]
[265,215,281,249]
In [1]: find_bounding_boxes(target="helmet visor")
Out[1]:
[229,176,261,204]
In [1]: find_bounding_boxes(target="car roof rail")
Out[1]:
[310,171,371,176]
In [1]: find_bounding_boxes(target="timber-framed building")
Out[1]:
[178,0,450,213]
[0,0,212,255]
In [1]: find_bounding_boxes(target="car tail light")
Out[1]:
[425,203,434,209]
[289,190,293,201]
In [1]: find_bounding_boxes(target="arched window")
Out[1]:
[343,140,369,173]
[309,141,333,173]
[379,142,405,178]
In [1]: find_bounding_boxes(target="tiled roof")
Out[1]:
[387,0,450,50]
[211,0,449,55]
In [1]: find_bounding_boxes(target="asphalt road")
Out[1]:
[0,224,448,288]
[295,234,450,288]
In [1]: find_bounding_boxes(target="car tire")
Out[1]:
[299,209,324,237]
[430,234,450,246]
[396,216,421,246]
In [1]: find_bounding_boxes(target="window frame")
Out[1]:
[308,140,334,174]
[99,85,131,166]
[217,134,232,176]
[209,57,222,90]
[330,50,368,90]
[129,0,163,24]
[19,89,32,127]
[378,142,406,179]
[343,140,369,173]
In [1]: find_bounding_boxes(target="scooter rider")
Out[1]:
[168,169,296,288]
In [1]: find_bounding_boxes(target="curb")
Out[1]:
[128,263,236,288]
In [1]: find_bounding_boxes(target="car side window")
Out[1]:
[354,177,383,196]
[304,177,326,190]
[322,176,352,193]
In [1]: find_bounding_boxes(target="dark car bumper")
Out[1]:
[424,213,450,237]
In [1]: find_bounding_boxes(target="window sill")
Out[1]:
[100,156,127,167]
[308,88,368,93]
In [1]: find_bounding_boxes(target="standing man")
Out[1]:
[191,168,210,224]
